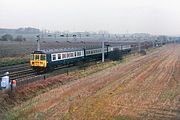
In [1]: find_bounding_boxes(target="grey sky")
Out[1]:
[0,0,180,35]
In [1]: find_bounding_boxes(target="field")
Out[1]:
[1,44,180,120]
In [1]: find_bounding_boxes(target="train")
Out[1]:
[30,45,132,71]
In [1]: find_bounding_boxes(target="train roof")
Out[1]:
[32,48,84,54]
[31,45,124,54]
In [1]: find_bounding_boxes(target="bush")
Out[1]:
[139,50,146,55]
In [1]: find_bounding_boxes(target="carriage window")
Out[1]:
[77,51,81,56]
[74,52,76,56]
[53,55,56,60]
[67,52,74,58]
[58,54,61,59]
[67,53,70,58]
[86,51,90,55]
[62,53,67,59]
[70,53,74,57]
[41,54,46,60]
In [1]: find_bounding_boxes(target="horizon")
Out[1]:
[0,27,179,37]
[1,0,180,36]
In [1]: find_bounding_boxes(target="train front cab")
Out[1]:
[30,53,47,69]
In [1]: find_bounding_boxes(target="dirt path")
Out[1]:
[6,44,180,120]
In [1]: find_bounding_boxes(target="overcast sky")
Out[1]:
[0,0,180,35]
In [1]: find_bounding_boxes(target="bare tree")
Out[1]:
[14,35,26,42]
[1,34,13,41]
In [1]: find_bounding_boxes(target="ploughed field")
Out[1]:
[3,44,180,120]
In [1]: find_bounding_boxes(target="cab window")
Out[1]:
[35,54,40,60]
[41,54,46,60]
[31,54,34,60]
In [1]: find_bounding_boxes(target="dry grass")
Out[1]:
[2,44,180,120]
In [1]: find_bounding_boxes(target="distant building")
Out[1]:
[15,27,40,34]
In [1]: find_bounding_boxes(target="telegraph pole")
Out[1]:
[152,40,155,48]
[66,33,69,41]
[101,33,105,62]
[102,41,105,62]
[37,35,40,51]
[138,41,141,53]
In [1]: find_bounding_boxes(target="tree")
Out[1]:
[1,34,13,41]
[14,35,26,42]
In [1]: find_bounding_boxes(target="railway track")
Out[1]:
[0,47,153,87]
[0,57,101,87]
[15,59,101,86]
[0,63,30,77]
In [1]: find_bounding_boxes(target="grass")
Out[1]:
[113,115,138,120]
[0,57,29,67]
[1,57,126,119]
[159,89,179,102]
